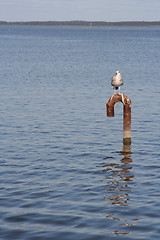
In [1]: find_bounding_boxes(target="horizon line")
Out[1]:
[1,20,160,27]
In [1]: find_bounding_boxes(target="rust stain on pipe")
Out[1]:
[106,94,131,145]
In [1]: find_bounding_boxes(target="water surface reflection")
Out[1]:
[102,145,139,236]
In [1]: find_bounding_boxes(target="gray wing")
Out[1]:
[120,77,123,86]
[111,75,116,86]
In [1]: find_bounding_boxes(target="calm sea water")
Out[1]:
[0,26,160,240]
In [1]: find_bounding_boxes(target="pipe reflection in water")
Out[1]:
[101,144,139,236]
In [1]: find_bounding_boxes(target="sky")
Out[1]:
[0,0,160,22]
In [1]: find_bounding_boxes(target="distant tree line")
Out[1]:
[0,21,160,27]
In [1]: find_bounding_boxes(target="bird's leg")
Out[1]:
[118,86,123,96]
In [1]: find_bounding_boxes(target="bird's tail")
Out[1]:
[114,87,118,90]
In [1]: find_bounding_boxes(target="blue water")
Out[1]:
[0,26,160,240]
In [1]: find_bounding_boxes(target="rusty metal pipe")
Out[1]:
[106,94,131,145]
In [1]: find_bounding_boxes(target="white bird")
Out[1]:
[111,70,123,94]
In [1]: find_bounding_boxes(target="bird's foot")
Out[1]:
[116,93,124,103]
[110,93,116,100]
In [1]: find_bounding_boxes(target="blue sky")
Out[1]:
[1,0,160,22]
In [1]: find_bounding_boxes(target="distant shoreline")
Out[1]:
[1,21,160,27]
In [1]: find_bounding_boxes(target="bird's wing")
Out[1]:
[120,76,123,85]
[111,75,116,86]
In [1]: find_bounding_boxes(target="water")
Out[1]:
[0,26,160,240]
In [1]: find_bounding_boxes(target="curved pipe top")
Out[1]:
[106,94,131,145]
[107,94,131,117]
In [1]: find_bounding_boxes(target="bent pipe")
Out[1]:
[106,94,131,145]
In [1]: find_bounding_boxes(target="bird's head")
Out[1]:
[116,70,120,74]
